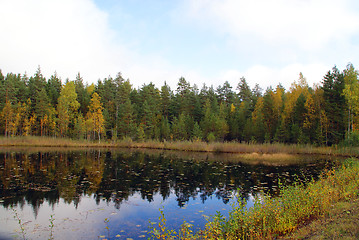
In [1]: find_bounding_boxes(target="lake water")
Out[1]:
[0,148,341,239]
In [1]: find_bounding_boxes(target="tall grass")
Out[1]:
[0,136,100,147]
[150,158,359,239]
[0,136,349,156]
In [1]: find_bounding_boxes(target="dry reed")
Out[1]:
[0,136,352,157]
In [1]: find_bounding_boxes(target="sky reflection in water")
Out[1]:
[0,149,340,239]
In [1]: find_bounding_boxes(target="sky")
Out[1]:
[1,0,359,91]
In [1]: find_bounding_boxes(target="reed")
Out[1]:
[0,136,353,157]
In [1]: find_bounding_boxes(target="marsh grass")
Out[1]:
[0,136,98,147]
[240,152,299,161]
[150,158,359,239]
[0,136,349,157]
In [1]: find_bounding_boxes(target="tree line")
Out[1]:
[0,64,358,145]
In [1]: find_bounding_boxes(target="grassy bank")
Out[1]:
[0,136,356,156]
[281,198,359,239]
[150,158,359,239]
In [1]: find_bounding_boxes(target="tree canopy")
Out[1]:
[1,65,358,145]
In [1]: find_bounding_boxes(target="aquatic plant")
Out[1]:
[11,209,56,240]
[11,207,26,240]
[149,208,177,239]
[48,214,55,240]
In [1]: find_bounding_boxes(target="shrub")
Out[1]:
[344,131,359,147]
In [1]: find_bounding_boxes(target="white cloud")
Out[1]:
[0,0,180,87]
[0,0,117,81]
[173,0,359,90]
[183,0,359,50]
[0,0,357,93]
[218,63,329,91]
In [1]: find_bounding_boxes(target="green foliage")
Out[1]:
[207,132,216,143]
[321,66,346,145]
[74,73,90,116]
[344,131,359,147]
[192,122,203,141]
[57,81,80,137]
[136,124,145,142]
[237,77,252,102]
[160,116,171,141]
[0,64,358,145]
[343,63,359,136]
[46,72,62,107]
[149,208,195,240]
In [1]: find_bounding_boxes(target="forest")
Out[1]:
[0,64,358,146]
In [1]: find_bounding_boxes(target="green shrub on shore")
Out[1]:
[150,158,359,239]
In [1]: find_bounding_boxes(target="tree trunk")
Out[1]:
[98,127,101,143]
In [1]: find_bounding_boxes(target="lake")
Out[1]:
[0,148,342,239]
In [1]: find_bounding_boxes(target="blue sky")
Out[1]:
[1,0,359,90]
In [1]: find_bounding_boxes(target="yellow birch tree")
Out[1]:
[1,99,14,137]
[86,92,105,142]
[57,81,80,137]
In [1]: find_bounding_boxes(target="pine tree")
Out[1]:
[237,77,252,102]
[118,99,135,139]
[35,88,53,136]
[160,116,171,141]
[201,99,214,140]
[215,102,229,141]
[136,124,145,142]
[160,82,171,118]
[177,112,188,140]
[46,72,62,107]
[262,88,276,142]
[97,76,117,139]
[28,66,47,111]
[75,73,91,116]
[176,77,192,115]
[192,121,203,141]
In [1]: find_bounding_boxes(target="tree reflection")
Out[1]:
[0,149,339,217]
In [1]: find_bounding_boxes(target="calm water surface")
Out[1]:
[0,148,341,239]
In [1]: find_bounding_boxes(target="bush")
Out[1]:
[207,132,216,143]
[344,131,359,147]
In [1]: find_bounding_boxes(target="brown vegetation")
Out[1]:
[1,136,357,157]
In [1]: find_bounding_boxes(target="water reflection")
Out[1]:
[0,148,341,239]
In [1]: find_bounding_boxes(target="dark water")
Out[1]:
[0,148,341,239]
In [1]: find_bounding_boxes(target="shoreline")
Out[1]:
[0,136,357,157]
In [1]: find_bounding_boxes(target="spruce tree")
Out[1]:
[322,66,346,145]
